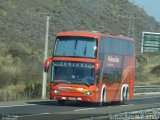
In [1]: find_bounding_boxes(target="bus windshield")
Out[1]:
[54,36,97,58]
[52,62,95,86]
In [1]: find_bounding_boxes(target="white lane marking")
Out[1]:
[154,103,160,105]
[120,104,134,106]
[74,108,95,111]
[19,113,51,118]
[0,104,36,108]
[133,96,160,100]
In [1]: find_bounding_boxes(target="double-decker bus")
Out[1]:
[44,31,135,106]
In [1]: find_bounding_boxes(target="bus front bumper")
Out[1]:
[50,91,96,102]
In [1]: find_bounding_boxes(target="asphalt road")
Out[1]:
[0,93,160,120]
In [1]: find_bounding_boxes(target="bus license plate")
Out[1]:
[69,97,76,100]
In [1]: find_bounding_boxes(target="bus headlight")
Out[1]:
[83,91,93,95]
[52,90,61,94]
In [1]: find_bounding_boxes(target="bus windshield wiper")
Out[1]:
[76,78,90,87]
[84,45,87,56]
[83,83,90,87]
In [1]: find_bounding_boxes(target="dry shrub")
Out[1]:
[0,84,25,101]
[150,65,160,75]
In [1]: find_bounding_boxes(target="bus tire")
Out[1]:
[58,100,65,106]
[99,89,106,107]
[121,88,128,105]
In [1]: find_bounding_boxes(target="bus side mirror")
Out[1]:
[95,71,100,84]
[44,58,52,73]
[94,60,100,72]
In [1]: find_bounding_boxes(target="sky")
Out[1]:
[129,0,160,22]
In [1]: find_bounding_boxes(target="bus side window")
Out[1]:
[113,68,122,82]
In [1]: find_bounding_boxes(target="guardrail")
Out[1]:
[134,85,160,93]
[134,85,160,89]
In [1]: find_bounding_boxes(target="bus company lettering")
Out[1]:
[107,56,120,63]
[106,55,122,68]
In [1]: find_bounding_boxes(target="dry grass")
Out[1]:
[0,84,25,101]
[135,54,160,86]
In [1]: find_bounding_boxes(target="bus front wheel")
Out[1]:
[99,89,106,107]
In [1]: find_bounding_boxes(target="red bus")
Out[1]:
[44,31,135,106]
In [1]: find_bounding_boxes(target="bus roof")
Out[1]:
[56,31,100,38]
[56,31,135,42]
[106,34,135,42]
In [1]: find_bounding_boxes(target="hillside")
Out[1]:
[0,0,160,100]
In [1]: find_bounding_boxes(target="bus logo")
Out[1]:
[107,55,120,63]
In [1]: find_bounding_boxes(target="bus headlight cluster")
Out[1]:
[83,91,93,95]
[52,90,61,94]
